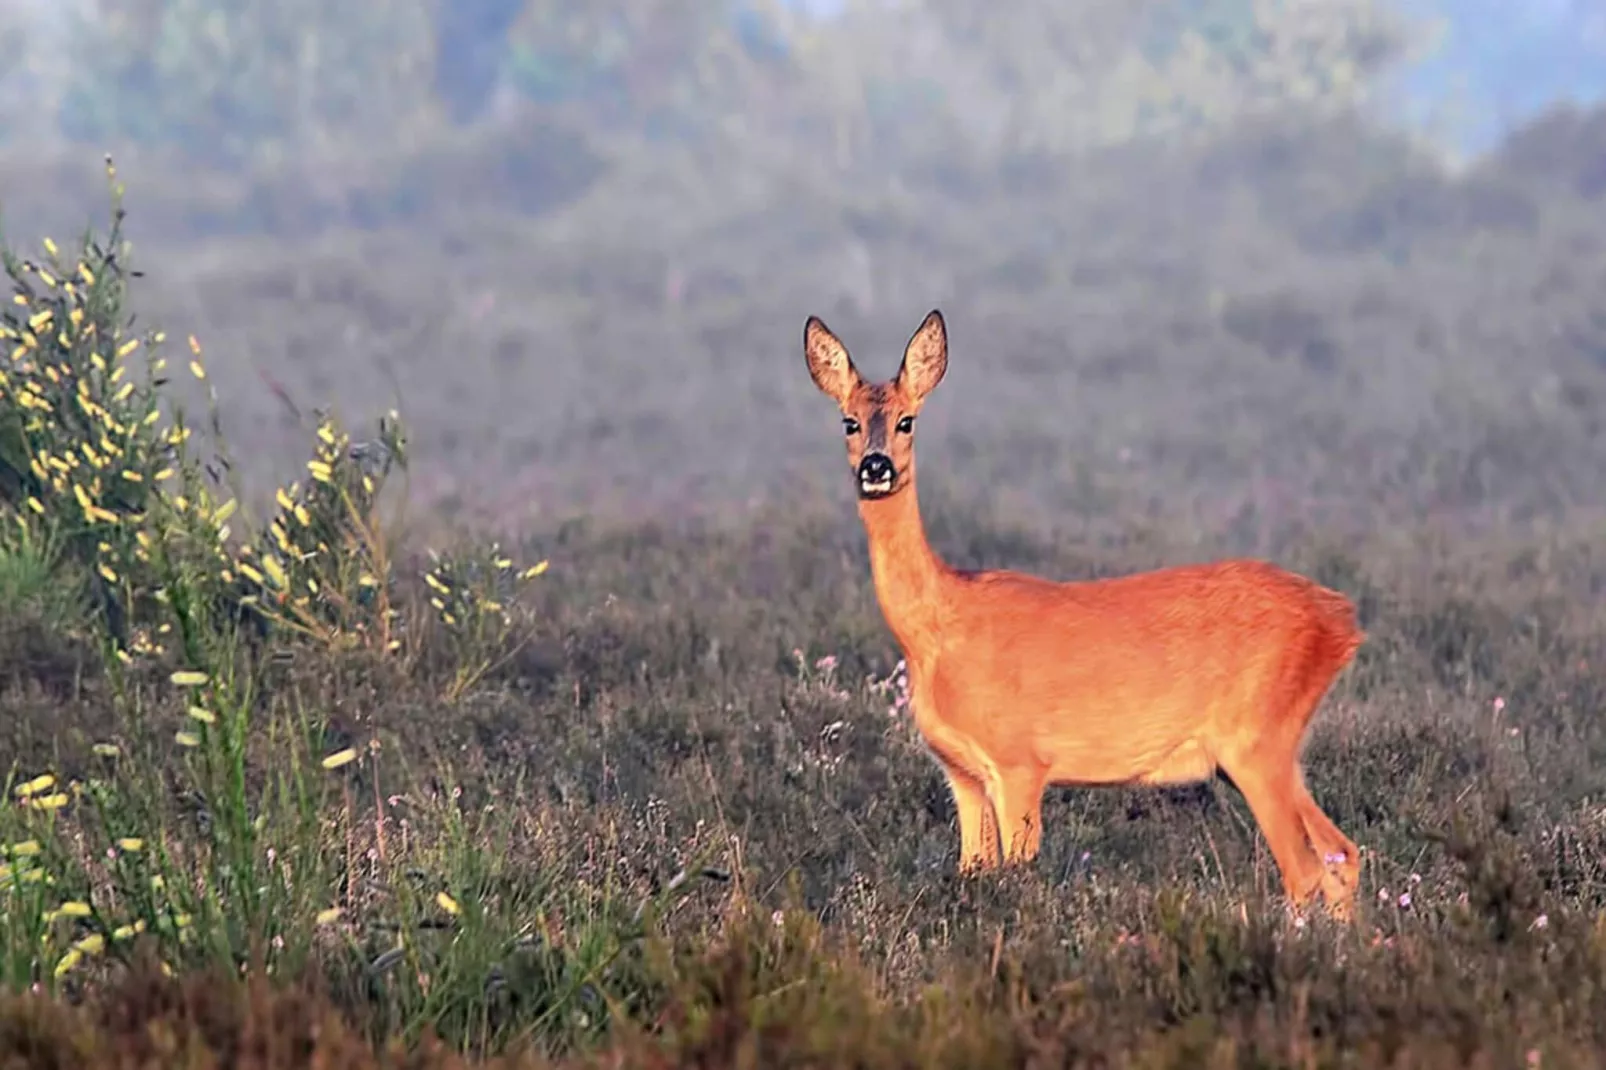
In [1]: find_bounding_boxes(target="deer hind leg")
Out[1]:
[943,764,1001,872]
[1284,618,1365,918]
[1291,774,1361,919]
[1218,755,1326,911]
[986,766,1048,865]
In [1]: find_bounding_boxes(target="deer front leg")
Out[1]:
[989,766,1049,865]
[943,764,1000,872]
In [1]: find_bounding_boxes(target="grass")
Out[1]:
[2,130,1606,1066]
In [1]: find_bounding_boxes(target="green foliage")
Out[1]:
[2,0,1430,171]
[0,164,216,656]
[0,180,627,1060]
[421,543,549,703]
[238,410,410,655]
[54,0,438,166]
[0,519,85,632]
[799,0,1423,164]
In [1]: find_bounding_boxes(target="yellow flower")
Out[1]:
[14,774,55,798]
[170,671,208,687]
[315,907,343,925]
[55,901,92,918]
[436,892,460,916]
[320,748,357,770]
[261,555,287,589]
[112,920,147,941]
[116,838,144,852]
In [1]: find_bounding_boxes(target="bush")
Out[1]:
[0,171,663,1064]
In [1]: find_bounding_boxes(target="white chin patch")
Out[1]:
[860,477,893,495]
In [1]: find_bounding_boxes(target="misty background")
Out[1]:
[1,0,1604,545]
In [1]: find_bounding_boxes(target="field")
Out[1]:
[3,89,1606,1066]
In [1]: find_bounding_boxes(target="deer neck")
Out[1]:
[857,468,950,656]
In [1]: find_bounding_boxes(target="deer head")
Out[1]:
[803,309,948,500]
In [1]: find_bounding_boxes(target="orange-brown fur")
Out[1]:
[804,309,1365,918]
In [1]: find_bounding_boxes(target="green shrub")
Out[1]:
[0,172,645,1063]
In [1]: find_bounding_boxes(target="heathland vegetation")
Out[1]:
[3,2,1606,1065]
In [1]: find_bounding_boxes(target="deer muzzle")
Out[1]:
[857,453,896,498]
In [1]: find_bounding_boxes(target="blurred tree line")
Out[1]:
[8,0,1590,175]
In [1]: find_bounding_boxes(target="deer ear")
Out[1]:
[896,309,947,403]
[804,315,860,405]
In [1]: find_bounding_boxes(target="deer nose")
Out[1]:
[857,453,896,494]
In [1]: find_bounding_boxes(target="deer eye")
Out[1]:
[896,415,915,434]
[842,417,861,435]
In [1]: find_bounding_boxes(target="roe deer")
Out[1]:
[803,309,1364,919]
